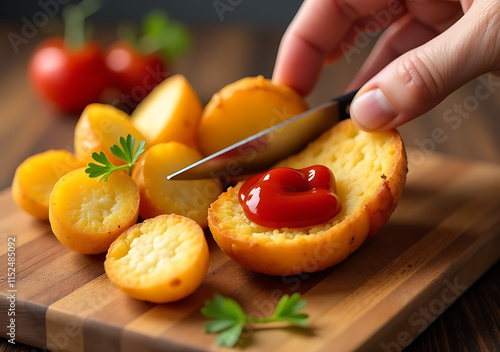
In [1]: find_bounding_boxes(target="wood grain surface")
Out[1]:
[1,22,500,352]
[0,150,499,352]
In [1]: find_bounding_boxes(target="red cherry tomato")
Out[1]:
[29,38,110,113]
[239,165,342,228]
[105,41,169,104]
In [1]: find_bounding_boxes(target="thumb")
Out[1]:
[350,0,500,131]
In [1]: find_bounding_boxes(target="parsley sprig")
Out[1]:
[201,293,309,347]
[85,134,145,181]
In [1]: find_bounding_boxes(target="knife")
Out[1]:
[167,89,358,180]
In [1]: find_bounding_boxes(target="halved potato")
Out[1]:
[198,75,309,156]
[105,214,209,303]
[132,142,222,228]
[74,103,146,165]
[131,74,202,148]
[208,119,407,276]
[12,150,82,220]
[49,168,140,254]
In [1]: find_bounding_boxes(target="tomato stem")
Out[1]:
[63,0,102,49]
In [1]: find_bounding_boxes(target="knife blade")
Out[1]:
[167,89,358,180]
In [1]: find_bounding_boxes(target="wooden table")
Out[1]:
[0,23,499,351]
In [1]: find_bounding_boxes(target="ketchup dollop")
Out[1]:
[238,165,342,228]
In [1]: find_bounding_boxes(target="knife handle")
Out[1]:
[333,89,359,121]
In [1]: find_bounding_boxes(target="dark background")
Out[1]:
[0,0,303,25]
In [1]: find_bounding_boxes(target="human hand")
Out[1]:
[272,0,500,131]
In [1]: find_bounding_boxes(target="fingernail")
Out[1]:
[351,88,396,130]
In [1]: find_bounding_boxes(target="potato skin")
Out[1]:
[74,103,146,165]
[198,76,308,156]
[132,142,222,228]
[12,150,82,220]
[12,174,48,220]
[365,168,408,237]
[208,119,408,276]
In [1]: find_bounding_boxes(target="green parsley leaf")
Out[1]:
[272,292,308,325]
[216,321,245,347]
[201,293,309,347]
[204,319,237,334]
[85,134,145,181]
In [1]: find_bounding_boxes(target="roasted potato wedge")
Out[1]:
[132,142,222,227]
[198,75,308,156]
[131,74,202,148]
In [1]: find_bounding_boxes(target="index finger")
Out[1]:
[272,0,400,95]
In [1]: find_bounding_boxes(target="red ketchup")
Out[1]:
[238,165,342,228]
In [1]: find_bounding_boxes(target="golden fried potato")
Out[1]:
[49,168,140,254]
[208,119,407,276]
[131,74,202,148]
[105,214,209,303]
[12,150,82,220]
[132,142,222,227]
[74,103,146,165]
[198,75,308,156]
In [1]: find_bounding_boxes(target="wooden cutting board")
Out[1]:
[1,151,499,352]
